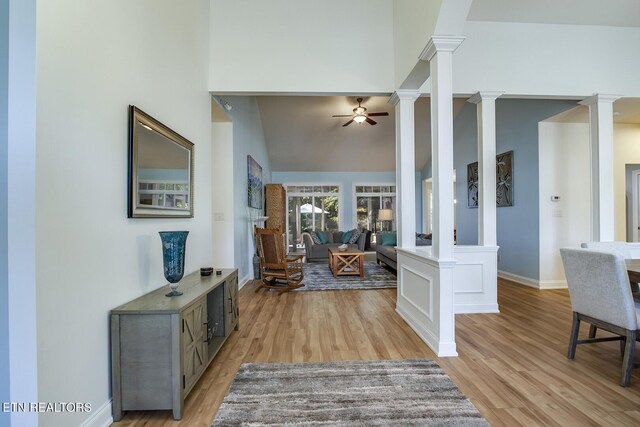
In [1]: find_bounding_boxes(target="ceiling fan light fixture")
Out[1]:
[333,97,388,127]
[354,114,366,123]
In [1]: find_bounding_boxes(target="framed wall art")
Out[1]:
[247,155,263,209]
[467,150,513,208]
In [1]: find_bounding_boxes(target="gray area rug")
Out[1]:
[212,359,489,426]
[295,261,396,291]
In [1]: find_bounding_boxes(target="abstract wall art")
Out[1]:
[467,150,513,208]
[247,155,263,209]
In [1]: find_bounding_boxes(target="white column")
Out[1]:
[420,35,464,357]
[468,92,502,246]
[389,90,419,248]
[579,94,620,242]
[421,36,464,260]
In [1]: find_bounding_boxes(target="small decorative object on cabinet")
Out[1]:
[110,269,239,421]
[160,231,189,296]
[265,183,286,231]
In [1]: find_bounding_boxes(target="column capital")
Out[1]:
[579,94,621,106]
[419,35,465,61]
[467,91,504,104]
[389,90,420,105]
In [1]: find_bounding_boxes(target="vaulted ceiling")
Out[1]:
[257,95,473,172]
[257,96,429,172]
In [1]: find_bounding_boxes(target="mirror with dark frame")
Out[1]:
[128,106,194,218]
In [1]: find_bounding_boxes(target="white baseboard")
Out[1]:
[455,303,500,314]
[238,273,252,290]
[498,270,567,289]
[80,399,112,427]
[537,279,568,289]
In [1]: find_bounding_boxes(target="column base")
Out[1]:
[395,248,457,357]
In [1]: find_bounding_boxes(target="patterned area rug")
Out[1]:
[212,359,489,426]
[294,261,396,291]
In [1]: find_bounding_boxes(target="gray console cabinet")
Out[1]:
[110,269,239,421]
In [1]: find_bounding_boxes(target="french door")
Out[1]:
[285,185,341,252]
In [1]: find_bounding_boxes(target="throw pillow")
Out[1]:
[309,231,322,245]
[316,230,329,244]
[380,232,397,246]
[348,228,362,244]
[341,230,353,244]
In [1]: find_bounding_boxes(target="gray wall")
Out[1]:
[0,0,10,424]
[453,99,575,280]
[625,164,640,242]
[225,97,272,280]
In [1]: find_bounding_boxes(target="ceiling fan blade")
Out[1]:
[365,117,377,125]
[367,112,389,117]
[332,114,353,117]
[342,119,354,127]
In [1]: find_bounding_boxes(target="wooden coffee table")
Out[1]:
[328,248,365,278]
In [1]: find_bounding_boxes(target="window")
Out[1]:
[354,184,396,241]
[285,184,341,252]
[138,180,190,210]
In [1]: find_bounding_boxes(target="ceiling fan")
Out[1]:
[332,97,389,127]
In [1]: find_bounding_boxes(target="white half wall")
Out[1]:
[210,0,394,94]
[453,245,499,314]
[395,244,499,356]
[396,248,457,357]
[36,1,212,426]
[538,122,591,286]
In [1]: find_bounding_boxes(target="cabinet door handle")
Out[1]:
[203,322,209,343]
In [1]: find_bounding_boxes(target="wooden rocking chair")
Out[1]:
[254,226,304,293]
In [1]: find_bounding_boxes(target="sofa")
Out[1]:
[376,232,432,271]
[302,230,367,262]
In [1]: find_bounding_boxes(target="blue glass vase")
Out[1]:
[160,231,189,297]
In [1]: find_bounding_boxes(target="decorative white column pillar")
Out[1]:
[417,35,463,357]
[421,36,464,260]
[389,90,419,248]
[468,92,502,246]
[579,94,620,242]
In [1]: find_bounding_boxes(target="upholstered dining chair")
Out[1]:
[581,241,640,340]
[560,248,640,386]
[254,226,304,294]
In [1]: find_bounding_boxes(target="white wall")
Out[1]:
[393,0,440,88]
[614,124,640,240]
[209,0,395,94]
[537,122,640,284]
[35,1,212,426]
[447,21,640,97]
[538,122,590,285]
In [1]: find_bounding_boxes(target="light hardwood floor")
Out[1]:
[113,278,640,426]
